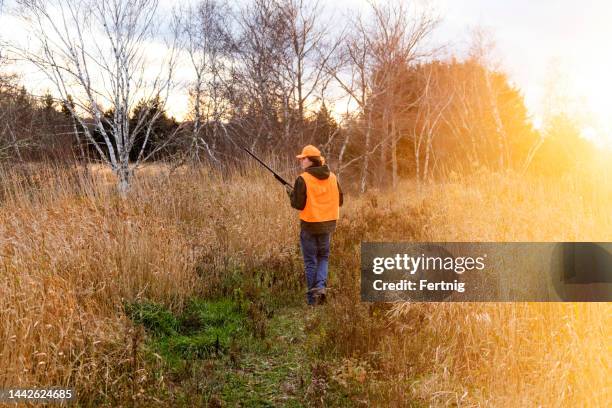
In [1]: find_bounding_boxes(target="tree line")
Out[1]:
[1,0,593,192]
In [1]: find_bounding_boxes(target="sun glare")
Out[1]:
[559,10,612,149]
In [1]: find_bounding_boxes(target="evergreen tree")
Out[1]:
[312,103,338,146]
[129,97,178,160]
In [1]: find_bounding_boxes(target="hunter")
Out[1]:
[286,145,343,305]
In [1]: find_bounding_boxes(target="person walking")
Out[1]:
[286,145,343,305]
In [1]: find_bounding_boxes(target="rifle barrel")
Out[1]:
[241,146,292,187]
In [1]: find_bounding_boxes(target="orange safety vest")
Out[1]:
[299,172,340,222]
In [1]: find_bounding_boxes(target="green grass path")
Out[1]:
[220,306,316,407]
[130,298,356,407]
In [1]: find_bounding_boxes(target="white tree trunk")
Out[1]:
[360,109,373,193]
[117,161,131,196]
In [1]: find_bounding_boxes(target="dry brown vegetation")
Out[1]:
[0,163,610,406]
[326,171,611,406]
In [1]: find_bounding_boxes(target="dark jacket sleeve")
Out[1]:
[337,180,344,207]
[290,176,307,210]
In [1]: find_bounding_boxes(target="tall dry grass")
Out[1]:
[0,162,300,404]
[324,171,612,407]
[0,162,609,406]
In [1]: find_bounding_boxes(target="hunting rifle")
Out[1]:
[240,146,293,190]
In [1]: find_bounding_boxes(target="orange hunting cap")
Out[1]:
[296,145,321,159]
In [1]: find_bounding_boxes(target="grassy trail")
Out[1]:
[132,298,354,407]
[220,306,314,407]
[217,303,359,408]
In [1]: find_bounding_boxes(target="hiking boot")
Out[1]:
[311,288,327,305]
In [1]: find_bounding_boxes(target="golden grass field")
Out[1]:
[0,162,609,406]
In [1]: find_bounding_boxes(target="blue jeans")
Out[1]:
[300,229,330,305]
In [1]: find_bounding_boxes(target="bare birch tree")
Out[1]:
[10,0,180,193]
[328,15,375,192]
[228,0,337,151]
[367,0,438,187]
[411,63,453,182]
[181,0,232,163]
[278,0,335,129]
[468,27,509,171]
[228,0,291,150]
[329,1,437,191]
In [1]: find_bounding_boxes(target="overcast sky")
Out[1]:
[3,0,611,146]
[332,0,612,145]
[334,0,610,127]
[434,0,611,127]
